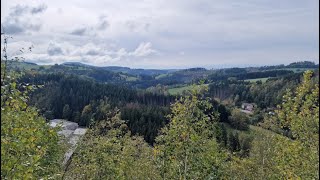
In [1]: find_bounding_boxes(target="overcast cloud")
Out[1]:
[1,0,319,69]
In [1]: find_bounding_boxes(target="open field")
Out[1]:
[168,84,209,95]
[168,85,193,95]
[155,73,171,79]
[119,74,138,81]
[244,77,269,83]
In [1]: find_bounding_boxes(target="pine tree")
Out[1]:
[62,104,71,120]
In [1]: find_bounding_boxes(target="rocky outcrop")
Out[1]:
[49,119,87,166]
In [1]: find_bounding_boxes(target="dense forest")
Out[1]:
[208,72,303,108]
[1,33,319,179]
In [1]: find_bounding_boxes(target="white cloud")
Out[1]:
[9,40,160,67]
[1,0,318,68]
[130,42,157,57]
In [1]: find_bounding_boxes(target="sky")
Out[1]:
[1,0,319,69]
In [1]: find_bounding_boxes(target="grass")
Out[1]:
[155,73,171,79]
[119,74,138,81]
[167,84,209,95]
[221,122,277,142]
[249,125,276,136]
[126,76,138,81]
[244,77,269,83]
[168,85,193,95]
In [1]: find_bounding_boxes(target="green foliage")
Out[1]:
[120,103,169,144]
[215,123,228,147]
[80,104,93,126]
[228,109,250,130]
[286,61,318,68]
[222,128,281,179]
[146,84,169,95]
[223,70,319,179]
[167,84,208,95]
[44,110,54,120]
[273,70,319,178]
[1,35,64,179]
[208,69,293,82]
[239,135,253,157]
[244,77,269,83]
[249,110,264,125]
[208,72,302,108]
[24,72,175,122]
[276,70,319,141]
[64,110,161,179]
[228,132,241,152]
[154,84,227,179]
[62,104,71,120]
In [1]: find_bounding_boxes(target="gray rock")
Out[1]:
[48,119,87,166]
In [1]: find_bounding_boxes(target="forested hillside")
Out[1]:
[62,71,319,179]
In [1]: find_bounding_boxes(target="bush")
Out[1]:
[228,109,249,130]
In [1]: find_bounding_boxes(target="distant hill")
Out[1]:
[7,60,318,90]
[102,66,131,71]
[286,61,319,68]
[182,67,207,72]
[62,62,178,76]
[6,61,47,70]
[102,66,178,76]
[62,62,93,67]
